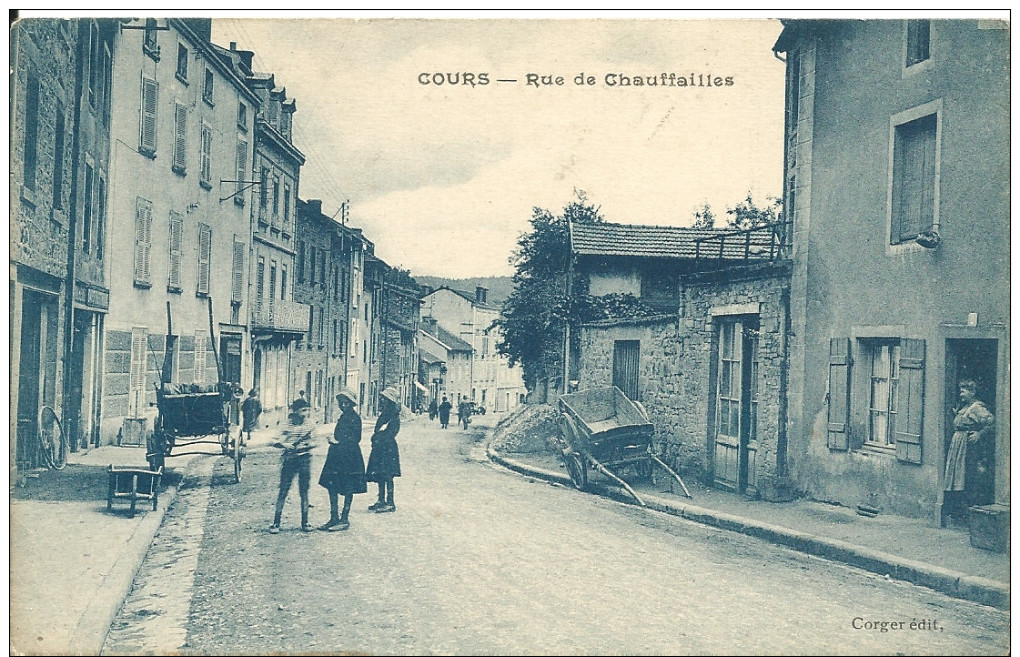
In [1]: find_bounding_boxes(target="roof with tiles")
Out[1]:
[435,326,473,352]
[569,221,777,261]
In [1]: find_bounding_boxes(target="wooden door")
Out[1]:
[612,340,640,401]
[714,321,742,490]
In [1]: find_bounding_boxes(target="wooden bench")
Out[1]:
[107,465,163,516]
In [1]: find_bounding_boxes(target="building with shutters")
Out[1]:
[217,45,309,426]
[102,18,261,445]
[567,220,793,498]
[378,268,421,411]
[773,20,1009,524]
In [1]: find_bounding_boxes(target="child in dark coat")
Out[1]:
[366,387,401,512]
[317,388,367,531]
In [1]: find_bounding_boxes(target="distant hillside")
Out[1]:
[416,275,515,307]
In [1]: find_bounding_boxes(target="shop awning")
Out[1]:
[414,380,429,393]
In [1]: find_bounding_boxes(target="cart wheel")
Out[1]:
[564,451,588,491]
[233,433,242,483]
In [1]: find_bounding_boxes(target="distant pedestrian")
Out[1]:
[292,390,310,413]
[428,397,438,422]
[458,400,472,430]
[438,396,452,429]
[239,388,262,444]
[366,387,401,513]
[269,402,315,534]
[317,388,367,531]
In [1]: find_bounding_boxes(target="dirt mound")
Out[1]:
[491,404,562,454]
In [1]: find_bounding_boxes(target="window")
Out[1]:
[259,167,269,210]
[272,176,280,219]
[101,43,112,124]
[320,248,327,285]
[203,69,214,105]
[139,75,158,156]
[231,238,244,304]
[53,104,65,210]
[143,19,160,61]
[82,163,94,252]
[168,211,183,291]
[269,261,277,317]
[333,319,338,353]
[88,21,100,106]
[96,176,106,259]
[319,308,325,347]
[234,140,247,206]
[865,341,900,447]
[237,102,247,130]
[310,248,317,284]
[891,113,937,244]
[200,123,212,188]
[196,223,212,296]
[905,19,930,67]
[23,74,39,191]
[283,183,291,225]
[280,264,288,300]
[172,102,187,174]
[296,241,305,282]
[176,43,188,81]
[308,306,315,342]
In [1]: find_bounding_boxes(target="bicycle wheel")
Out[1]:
[38,406,67,470]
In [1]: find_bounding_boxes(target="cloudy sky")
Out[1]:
[207,14,788,278]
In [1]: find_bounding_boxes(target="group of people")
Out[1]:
[426,395,473,430]
[238,385,403,534]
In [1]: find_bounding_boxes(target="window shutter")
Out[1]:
[235,141,247,203]
[826,338,851,451]
[134,198,152,284]
[197,223,212,295]
[255,258,265,318]
[139,76,158,153]
[168,211,183,288]
[194,333,207,384]
[231,238,244,303]
[130,328,148,417]
[173,102,187,172]
[895,338,925,464]
[200,125,212,184]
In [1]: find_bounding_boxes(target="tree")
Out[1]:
[494,190,603,395]
[726,191,783,230]
[691,201,715,229]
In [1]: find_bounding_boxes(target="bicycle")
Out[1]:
[37,405,68,470]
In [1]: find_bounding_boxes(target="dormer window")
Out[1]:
[237,101,247,131]
[176,43,188,82]
[143,19,160,61]
[203,69,214,106]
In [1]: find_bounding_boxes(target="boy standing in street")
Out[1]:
[269,402,315,533]
[239,388,262,445]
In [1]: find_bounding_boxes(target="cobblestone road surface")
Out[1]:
[103,417,1009,655]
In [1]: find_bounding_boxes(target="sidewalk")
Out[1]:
[487,442,1010,611]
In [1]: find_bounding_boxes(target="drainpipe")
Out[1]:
[61,19,87,451]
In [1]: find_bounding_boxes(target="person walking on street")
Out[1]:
[269,402,315,533]
[239,388,262,445]
[428,397,438,422]
[366,387,401,513]
[438,395,452,429]
[458,399,472,430]
[317,388,367,531]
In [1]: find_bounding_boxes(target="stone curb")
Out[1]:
[68,454,199,655]
[487,444,1010,611]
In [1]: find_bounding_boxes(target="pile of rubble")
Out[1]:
[491,403,562,454]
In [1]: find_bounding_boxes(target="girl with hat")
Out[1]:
[317,388,367,531]
[366,387,402,513]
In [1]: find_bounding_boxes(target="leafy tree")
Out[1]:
[691,201,715,229]
[494,190,603,394]
[726,191,783,230]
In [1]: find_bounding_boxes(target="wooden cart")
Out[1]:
[145,298,244,483]
[557,386,691,505]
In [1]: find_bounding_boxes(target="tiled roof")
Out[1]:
[570,221,777,260]
[436,326,473,352]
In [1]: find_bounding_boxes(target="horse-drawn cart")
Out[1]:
[557,386,691,505]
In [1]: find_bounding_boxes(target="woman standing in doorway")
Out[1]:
[366,387,401,513]
[944,379,995,521]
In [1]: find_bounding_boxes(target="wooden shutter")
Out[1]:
[173,102,187,172]
[139,76,158,153]
[895,338,925,464]
[200,124,212,184]
[168,211,183,289]
[893,114,936,242]
[194,333,207,384]
[826,338,851,450]
[235,141,247,203]
[134,198,152,284]
[231,238,244,303]
[197,223,212,295]
[130,328,148,416]
[255,257,265,318]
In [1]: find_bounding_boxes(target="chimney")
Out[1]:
[230,41,236,50]
[307,199,323,216]
[475,286,488,304]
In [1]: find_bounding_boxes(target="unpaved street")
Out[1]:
[104,416,1009,655]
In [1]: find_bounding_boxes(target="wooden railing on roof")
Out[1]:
[693,220,792,265]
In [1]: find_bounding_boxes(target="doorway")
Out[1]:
[16,290,59,470]
[612,340,640,401]
[713,317,759,495]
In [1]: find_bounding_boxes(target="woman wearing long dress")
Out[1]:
[317,388,367,531]
[943,379,995,520]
